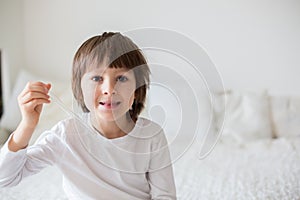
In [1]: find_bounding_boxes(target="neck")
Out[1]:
[91,114,135,139]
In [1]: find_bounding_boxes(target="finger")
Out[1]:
[22,98,51,110]
[20,82,51,97]
[27,83,50,94]
[20,84,46,98]
[45,83,52,90]
[20,92,50,105]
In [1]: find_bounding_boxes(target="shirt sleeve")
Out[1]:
[0,122,65,188]
[148,130,177,200]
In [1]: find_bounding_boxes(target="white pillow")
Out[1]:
[215,91,273,144]
[270,96,300,138]
[0,127,10,145]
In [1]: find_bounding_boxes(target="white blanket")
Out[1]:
[174,137,300,200]
[0,166,66,199]
[0,137,299,199]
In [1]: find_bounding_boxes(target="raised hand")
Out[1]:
[17,81,51,128]
[8,82,51,151]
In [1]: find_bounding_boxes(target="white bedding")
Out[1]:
[1,137,299,200]
[0,164,66,200]
[174,137,300,200]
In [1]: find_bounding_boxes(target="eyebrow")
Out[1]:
[87,68,133,75]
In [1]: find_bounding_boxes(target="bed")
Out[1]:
[0,68,300,199]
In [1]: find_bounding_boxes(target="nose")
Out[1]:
[102,79,116,95]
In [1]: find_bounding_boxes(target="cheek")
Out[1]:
[118,84,136,107]
[81,79,97,110]
[128,92,135,106]
[128,86,136,108]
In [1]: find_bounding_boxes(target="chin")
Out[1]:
[97,111,127,122]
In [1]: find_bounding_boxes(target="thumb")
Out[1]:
[35,104,44,114]
[46,83,52,91]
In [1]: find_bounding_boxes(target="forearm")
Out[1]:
[8,121,35,152]
[0,135,27,187]
[148,166,177,200]
[0,127,56,188]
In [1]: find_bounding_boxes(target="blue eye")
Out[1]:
[92,76,102,82]
[117,75,128,82]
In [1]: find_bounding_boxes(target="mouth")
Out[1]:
[99,101,121,109]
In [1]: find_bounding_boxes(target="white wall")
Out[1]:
[0,0,24,90]
[1,0,300,95]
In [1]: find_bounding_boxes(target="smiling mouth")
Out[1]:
[99,101,121,109]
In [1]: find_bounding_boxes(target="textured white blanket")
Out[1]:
[0,137,299,199]
[0,166,66,200]
[174,137,300,200]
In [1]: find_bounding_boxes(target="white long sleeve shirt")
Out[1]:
[0,114,177,199]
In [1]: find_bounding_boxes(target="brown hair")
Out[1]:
[72,32,150,122]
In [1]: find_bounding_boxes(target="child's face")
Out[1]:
[81,65,136,122]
